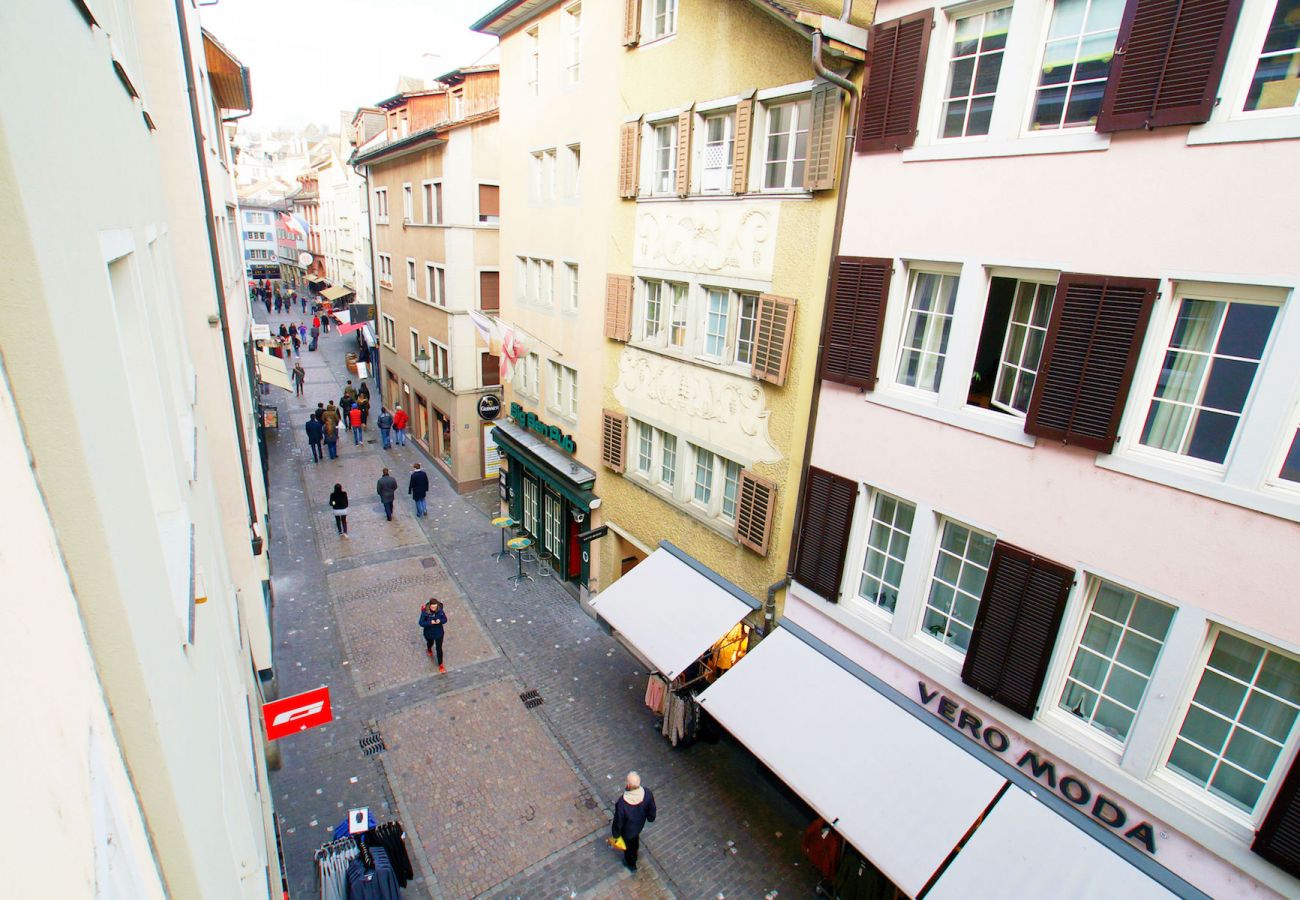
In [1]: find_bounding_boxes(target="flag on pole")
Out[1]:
[279,212,308,239]
[467,310,534,383]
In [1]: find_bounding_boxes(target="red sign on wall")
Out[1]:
[263,686,333,741]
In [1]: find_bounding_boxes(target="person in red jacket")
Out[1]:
[349,405,364,445]
[392,405,409,446]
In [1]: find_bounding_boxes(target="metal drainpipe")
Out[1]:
[352,160,382,368]
[172,0,259,533]
[764,25,864,636]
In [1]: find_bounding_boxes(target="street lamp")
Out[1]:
[414,348,434,381]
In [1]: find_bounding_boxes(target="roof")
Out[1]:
[350,126,445,166]
[375,87,446,110]
[201,29,252,111]
[471,0,551,36]
[436,64,500,85]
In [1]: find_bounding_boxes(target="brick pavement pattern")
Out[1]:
[382,681,606,899]
[328,555,497,694]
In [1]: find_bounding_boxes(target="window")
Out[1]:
[763,100,810,190]
[548,362,578,420]
[424,263,445,306]
[566,144,582,198]
[700,113,734,192]
[720,459,741,521]
[856,492,916,614]
[660,433,677,486]
[896,271,959,393]
[668,283,688,347]
[735,293,759,365]
[540,260,554,306]
[544,492,563,556]
[481,351,501,387]
[565,3,582,82]
[647,0,677,41]
[527,26,539,95]
[531,151,544,201]
[563,263,579,312]
[1245,0,1300,112]
[693,446,715,505]
[1279,414,1300,484]
[1167,632,1300,813]
[478,184,499,223]
[409,329,420,363]
[942,7,1011,138]
[704,289,729,358]
[652,123,676,194]
[381,314,396,348]
[1031,0,1124,130]
[406,259,417,298]
[428,339,450,379]
[636,422,653,474]
[517,352,541,399]
[523,476,540,533]
[922,520,995,654]
[423,182,442,224]
[402,183,413,221]
[516,257,527,299]
[1139,296,1278,465]
[643,281,663,339]
[378,254,392,285]
[1059,582,1174,744]
[968,278,1056,415]
[374,188,389,222]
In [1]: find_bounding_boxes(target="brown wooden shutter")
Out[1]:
[732,98,754,195]
[752,294,797,387]
[604,275,633,341]
[478,184,499,217]
[481,352,501,387]
[792,467,857,602]
[735,470,776,556]
[617,121,641,199]
[857,9,933,153]
[961,542,1074,719]
[1025,274,1158,453]
[675,107,693,197]
[804,81,842,191]
[601,409,627,472]
[479,271,500,312]
[821,256,892,388]
[1254,754,1300,878]
[1097,0,1243,132]
[622,0,640,46]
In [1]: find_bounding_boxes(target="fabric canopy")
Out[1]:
[321,285,352,301]
[305,274,323,283]
[927,785,1176,899]
[254,350,293,391]
[696,629,1006,897]
[331,309,352,325]
[589,548,752,680]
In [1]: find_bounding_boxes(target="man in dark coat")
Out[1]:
[376,468,398,521]
[611,772,656,872]
[418,599,448,672]
[304,413,324,463]
[408,463,429,518]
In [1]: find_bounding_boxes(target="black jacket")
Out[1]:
[329,489,348,511]
[305,418,324,443]
[408,470,430,499]
[418,607,447,639]
[612,788,656,841]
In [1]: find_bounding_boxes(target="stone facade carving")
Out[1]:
[633,201,779,281]
[614,347,781,465]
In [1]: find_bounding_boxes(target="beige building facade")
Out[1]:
[356,70,503,490]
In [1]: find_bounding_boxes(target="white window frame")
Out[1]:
[409,328,420,364]
[543,148,557,201]
[894,268,961,396]
[406,258,418,299]
[847,487,918,621]
[374,188,389,223]
[516,352,541,400]
[565,144,581,199]
[402,183,413,222]
[378,253,393,287]
[381,314,396,349]
[422,180,442,225]
[1025,0,1124,133]
[918,516,996,660]
[696,110,735,194]
[643,0,678,43]
[526,26,540,96]
[563,262,579,313]
[515,256,528,300]
[547,361,578,421]
[759,98,811,192]
[646,120,677,196]
[1266,395,1300,494]
[938,5,1013,141]
[565,2,582,83]
[988,279,1056,417]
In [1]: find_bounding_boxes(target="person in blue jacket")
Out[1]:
[418,599,448,673]
[611,771,656,873]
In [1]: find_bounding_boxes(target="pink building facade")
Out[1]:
[787,0,1300,895]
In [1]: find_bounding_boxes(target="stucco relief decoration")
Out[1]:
[615,347,781,465]
[633,201,779,281]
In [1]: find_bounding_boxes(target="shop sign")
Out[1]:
[483,422,501,479]
[509,402,576,453]
[263,686,333,741]
[917,681,1158,855]
[478,395,502,420]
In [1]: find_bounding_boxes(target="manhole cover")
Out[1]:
[519,689,544,709]
[359,727,386,756]
[420,557,438,569]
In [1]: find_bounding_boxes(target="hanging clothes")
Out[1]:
[369,822,415,888]
[832,846,896,900]
[660,690,702,747]
[802,817,845,881]
[644,675,667,714]
[316,837,359,900]
[346,843,401,899]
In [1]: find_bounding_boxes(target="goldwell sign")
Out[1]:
[263,686,333,741]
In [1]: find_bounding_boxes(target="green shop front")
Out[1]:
[492,405,597,589]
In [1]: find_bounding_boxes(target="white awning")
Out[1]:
[361,324,377,348]
[254,350,293,391]
[589,548,752,680]
[696,629,1006,897]
[927,786,1177,900]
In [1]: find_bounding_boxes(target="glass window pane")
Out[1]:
[1181,704,1233,755]
[1093,698,1135,741]
[1116,631,1161,676]
[1239,692,1299,743]
[1103,665,1147,709]
[1210,762,1266,811]
[1218,303,1278,358]
[1168,739,1215,785]
[1068,647,1109,689]
[1210,632,1264,681]
[1193,670,1249,717]
[1258,652,1300,705]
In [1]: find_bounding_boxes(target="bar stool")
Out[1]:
[507,536,533,585]
[491,516,517,561]
[536,548,553,578]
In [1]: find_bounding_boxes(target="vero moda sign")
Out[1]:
[263,686,333,741]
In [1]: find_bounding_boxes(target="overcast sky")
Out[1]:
[201,0,502,134]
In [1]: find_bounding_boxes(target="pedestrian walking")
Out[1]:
[292,360,306,397]
[418,599,448,672]
[392,405,408,446]
[376,468,398,521]
[610,773,656,873]
[298,322,308,344]
[349,405,364,445]
[377,407,393,449]
[343,380,357,403]
[274,295,282,314]
[408,463,429,518]
[340,393,354,420]
[322,402,341,459]
[309,323,319,351]
[329,483,349,537]
[299,292,307,313]
[290,329,301,355]
[304,413,323,462]
[357,391,371,426]
[322,312,332,334]
[279,323,289,339]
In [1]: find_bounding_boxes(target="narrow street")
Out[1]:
[261,304,822,899]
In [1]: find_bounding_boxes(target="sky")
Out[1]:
[201,0,504,134]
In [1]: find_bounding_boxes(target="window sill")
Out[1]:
[636,33,677,51]
[1096,451,1300,523]
[902,130,1110,163]
[1038,705,1126,768]
[629,340,755,381]
[1187,114,1300,146]
[866,389,1038,448]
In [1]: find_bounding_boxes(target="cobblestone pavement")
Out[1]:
[261,303,820,899]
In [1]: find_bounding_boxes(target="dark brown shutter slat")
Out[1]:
[792,467,857,602]
[961,542,1074,719]
[857,9,933,153]
[1025,274,1158,453]
[1254,754,1300,878]
[822,256,892,388]
[1097,0,1243,132]
[480,271,500,311]
[478,184,500,217]
[481,353,501,387]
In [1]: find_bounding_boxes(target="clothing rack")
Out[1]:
[313,819,415,898]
